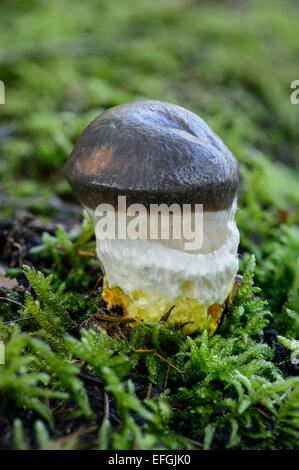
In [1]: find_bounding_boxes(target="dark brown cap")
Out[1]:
[64,100,239,211]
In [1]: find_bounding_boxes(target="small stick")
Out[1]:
[133,349,184,373]
[146,383,153,400]
[2,316,33,325]
[93,313,135,324]
[0,297,24,308]
[53,408,74,417]
[40,425,97,450]
[160,305,175,322]
[257,407,272,422]
[163,365,171,389]
[78,250,96,257]
[89,276,103,297]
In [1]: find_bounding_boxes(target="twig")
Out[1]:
[0,297,24,308]
[164,365,171,389]
[78,250,96,257]
[160,305,175,322]
[2,316,33,325]
[40,425,97,450]
[133,349,184,373]
[93,313,135,324]
[53,408,74,417]
[146,383,153,400]
[257,407,272,422]
[89,276,103,297]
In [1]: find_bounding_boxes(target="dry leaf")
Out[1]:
[0,274,19,290]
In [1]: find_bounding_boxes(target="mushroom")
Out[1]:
[64,100,240,334]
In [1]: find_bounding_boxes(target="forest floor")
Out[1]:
[0,0,299,450]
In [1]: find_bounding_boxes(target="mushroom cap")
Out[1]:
[64,100,239,211]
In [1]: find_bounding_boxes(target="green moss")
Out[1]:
[1,251,298,449]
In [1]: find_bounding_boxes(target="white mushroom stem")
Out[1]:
[87,197,239,310]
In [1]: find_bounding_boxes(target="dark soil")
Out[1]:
[0,370,163,450]
[264,329,299,376]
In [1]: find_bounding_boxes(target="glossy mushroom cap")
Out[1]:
[64,100,239,212]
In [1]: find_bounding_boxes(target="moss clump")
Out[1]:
[1,244,298,450]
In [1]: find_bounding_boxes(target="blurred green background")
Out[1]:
[1,0,299,213]
[0,0,299,285]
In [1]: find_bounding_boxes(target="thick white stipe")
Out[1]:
[87,198,239,308]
